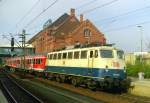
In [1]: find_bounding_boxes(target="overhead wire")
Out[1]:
[103,20,150,33]
[94,5,150,23]
[24,0,59,29]
[24,0,116,33]
[75,0,98,10]
[10,0,58,46]
[80,0,119,15]
[15,0,41,27]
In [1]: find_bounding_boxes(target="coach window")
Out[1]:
[35,59,37,64]
[28,59,30,64]
[74,51,79,59]
[38,59,40,64]
[36,59,40,64]
[58,53,62,59]
[81,51,87,59]
[68,52,73,59]
[30,59,33,64]
[30,59,32,64]
[18,60,20,64]
[90,51,93,58]
[33,59,36,64]
[53,53,57,60]
[63,53,67,59]
[39,59,41,64]
[27,59,29,64]
[36,59,38,64]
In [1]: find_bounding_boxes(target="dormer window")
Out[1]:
[84,28,91,37]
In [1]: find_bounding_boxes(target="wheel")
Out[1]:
[87,80,97,91]
[56,76,61,83]
[71,78,79,87]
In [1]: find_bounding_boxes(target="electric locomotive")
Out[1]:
[45,45,129,90]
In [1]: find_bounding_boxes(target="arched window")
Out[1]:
[84,28,91,37]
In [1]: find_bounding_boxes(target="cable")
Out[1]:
[0,0,7,7]
[76,0,98,10]
[24,0,58,29]
[94,5,150,23]
[16,0,41,27]
[103,20,150,33]
[80,0,119,14]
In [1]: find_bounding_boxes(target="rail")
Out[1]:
[0,74,43,103]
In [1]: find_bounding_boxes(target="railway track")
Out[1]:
[0,72,43,103]
[10,72,150,103]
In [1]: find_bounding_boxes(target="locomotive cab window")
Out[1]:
[100,50,113,58]
[117,50,124,59]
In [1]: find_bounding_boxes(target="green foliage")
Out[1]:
[127,62,150,78]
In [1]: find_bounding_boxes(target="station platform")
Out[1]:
[0,90,8,103]
[129,78,150,97]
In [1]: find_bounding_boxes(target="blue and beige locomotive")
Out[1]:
[45,45,129,90]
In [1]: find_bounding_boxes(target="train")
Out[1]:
[5,45,130,91]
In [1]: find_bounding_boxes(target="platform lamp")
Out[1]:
[137,25,143,63]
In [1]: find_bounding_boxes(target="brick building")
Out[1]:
[28,8,106,54]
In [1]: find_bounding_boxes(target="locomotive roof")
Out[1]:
[47,46,122,54]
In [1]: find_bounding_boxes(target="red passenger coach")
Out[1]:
[5,55,46,72]
[32,56,46,72]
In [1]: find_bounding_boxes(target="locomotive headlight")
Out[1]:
[124,69,126,73]
[105,69,109,72]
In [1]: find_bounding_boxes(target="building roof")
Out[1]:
[54,16,80,37]
[48,13,69,28]
[28,12,80,43]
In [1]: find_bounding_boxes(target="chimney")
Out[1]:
[70,8,75,17]
[80,14,83,23]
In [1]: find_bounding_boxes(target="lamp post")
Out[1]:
[137,25,143,63]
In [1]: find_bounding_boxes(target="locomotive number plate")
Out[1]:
[113,74,120,76]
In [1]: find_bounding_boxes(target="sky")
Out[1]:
[0,0,150,53]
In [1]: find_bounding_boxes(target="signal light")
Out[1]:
[11,37,14,52]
